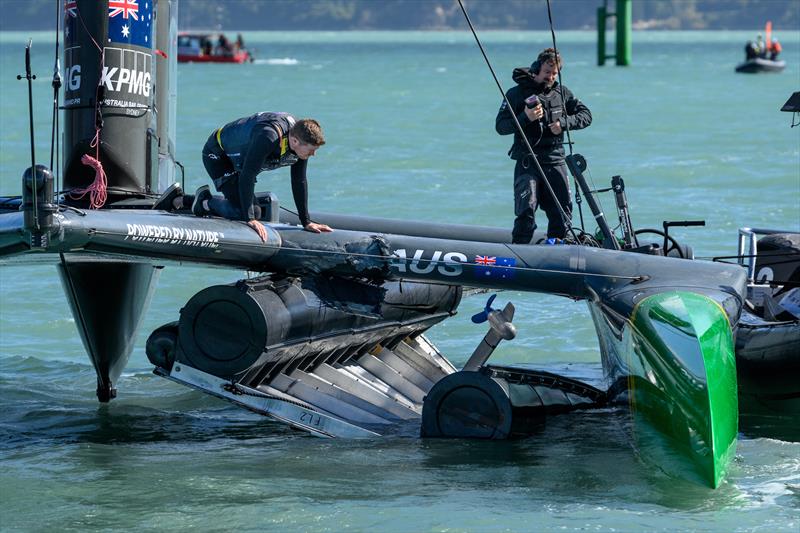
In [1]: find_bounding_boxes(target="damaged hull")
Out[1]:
[0,207,747,486]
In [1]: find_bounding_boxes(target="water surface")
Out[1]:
[1,30,799,532]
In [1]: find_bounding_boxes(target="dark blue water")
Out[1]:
[1,30,799,531]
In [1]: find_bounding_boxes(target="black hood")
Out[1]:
[511,67,559,93]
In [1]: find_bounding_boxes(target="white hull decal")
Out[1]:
[392,249,467,277]
[125,223,224,248]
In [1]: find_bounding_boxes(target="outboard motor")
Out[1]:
[62,0,161,205]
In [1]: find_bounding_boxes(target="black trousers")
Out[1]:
[512,158,571,243]
[201,133,260,220]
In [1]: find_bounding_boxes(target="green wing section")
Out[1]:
[630,291,738,488]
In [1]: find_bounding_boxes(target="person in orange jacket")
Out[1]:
[769,39,782,60]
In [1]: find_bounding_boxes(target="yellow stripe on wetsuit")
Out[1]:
[216,125,288,155]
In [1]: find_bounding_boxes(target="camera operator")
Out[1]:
[495,48,592,244]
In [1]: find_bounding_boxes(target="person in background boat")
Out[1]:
[495,47,592,244]
[235,33,245,52]
[755,33,765,57]
[154,113,333,240]
[217,34,233,57]
[202,38,213,57]
[744,40,759,60]
[769,38,782,60]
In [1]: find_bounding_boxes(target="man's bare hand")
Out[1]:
[524,104,544,122]
[247,219,268,242]
[548,121,563,135]
[304,222,333,233]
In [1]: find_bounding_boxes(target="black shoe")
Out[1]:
[152,183,183,211]
[192,185,212,217]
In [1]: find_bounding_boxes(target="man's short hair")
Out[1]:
[290,119,325,146]
[532,47,562,73]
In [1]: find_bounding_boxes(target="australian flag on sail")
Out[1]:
[108,0,152,48]
[63,0,78,46]
[473,255,516,280]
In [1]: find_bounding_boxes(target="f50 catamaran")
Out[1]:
[1,0,797,489]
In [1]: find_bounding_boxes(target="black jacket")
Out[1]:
[216,112,310,225]
[495,67,592,164]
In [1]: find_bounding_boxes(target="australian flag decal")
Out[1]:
[474,255,516,280]
[64,1,78,46]
[108,0,153,48]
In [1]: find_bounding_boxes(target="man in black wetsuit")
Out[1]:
[495,48,592,244]
[157,112,332,241]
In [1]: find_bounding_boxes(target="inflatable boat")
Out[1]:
[726,229,800,412]
[735,57,785,73]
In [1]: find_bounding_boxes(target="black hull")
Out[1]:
[735,58,786,73]
[735,310,800,407]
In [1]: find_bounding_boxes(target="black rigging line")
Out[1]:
[17,40,38,230]
[543,0,586,230]
[51,0,62,204]
[455,0,579,242]
[546,0,573,156]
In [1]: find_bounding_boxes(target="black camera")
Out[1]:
[525,95,540,108]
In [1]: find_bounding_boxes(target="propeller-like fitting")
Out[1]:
[463,294,516,371]
[471,294,497,324]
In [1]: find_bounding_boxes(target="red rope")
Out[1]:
[70,149,107,209]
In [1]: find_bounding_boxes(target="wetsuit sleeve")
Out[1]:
[496,88,542,138]
[290,159,310,227]
[562,88,592,131]
[238,127,280,220]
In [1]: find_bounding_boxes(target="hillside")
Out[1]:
[1,0,797,31]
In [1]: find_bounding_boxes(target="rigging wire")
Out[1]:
[542,0,588,230]
[545,0,572,156]
[543,0,619,241]
[50,0,62,205]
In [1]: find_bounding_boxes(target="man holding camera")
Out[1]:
[495,48,592,244]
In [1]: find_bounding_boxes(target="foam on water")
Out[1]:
[253,57,299,65]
